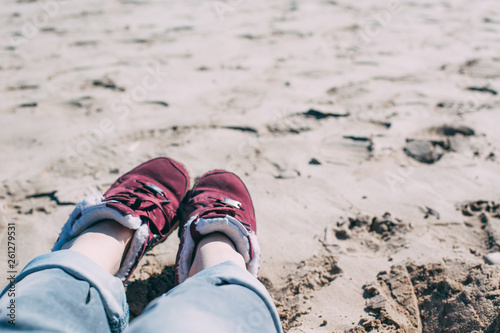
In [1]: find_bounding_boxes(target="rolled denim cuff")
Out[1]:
[0,250,128,333]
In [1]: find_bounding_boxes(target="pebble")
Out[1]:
[404,140,444,164]
[484,252,500,265]
[309,158,321,165]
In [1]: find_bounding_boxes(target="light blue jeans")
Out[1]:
[0,250,282,332]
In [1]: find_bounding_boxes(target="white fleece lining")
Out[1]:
[52,194,149,281]
[176,214,261,284]
[115,223,149,281]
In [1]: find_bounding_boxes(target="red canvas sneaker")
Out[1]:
[175,170,260,284]
[53,157,189,283]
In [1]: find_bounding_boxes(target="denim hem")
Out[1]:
[1,250,128,333]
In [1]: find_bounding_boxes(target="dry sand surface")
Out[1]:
[1,0,500,332]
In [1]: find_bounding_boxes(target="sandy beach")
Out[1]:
[1,0,500,331]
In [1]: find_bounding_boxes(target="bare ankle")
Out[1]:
[62,220,134,275]
[188,233,245,278]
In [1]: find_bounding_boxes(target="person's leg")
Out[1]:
[188,232,246,276]
[0,157,190,332]
[61,220,134,275]
[127,170,283,333]
[0,246,128,332]
[128,233,282,333]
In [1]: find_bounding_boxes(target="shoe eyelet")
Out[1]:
[218,197,242,209]
[144,183,165,196]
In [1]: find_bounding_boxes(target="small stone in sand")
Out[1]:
[404,140,445,164]
[309,158,321,165]
[484,252,500,265]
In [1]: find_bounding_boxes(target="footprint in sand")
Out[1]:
[260,254,342,331]
[460,200,500,260]
[323,213,411,255]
